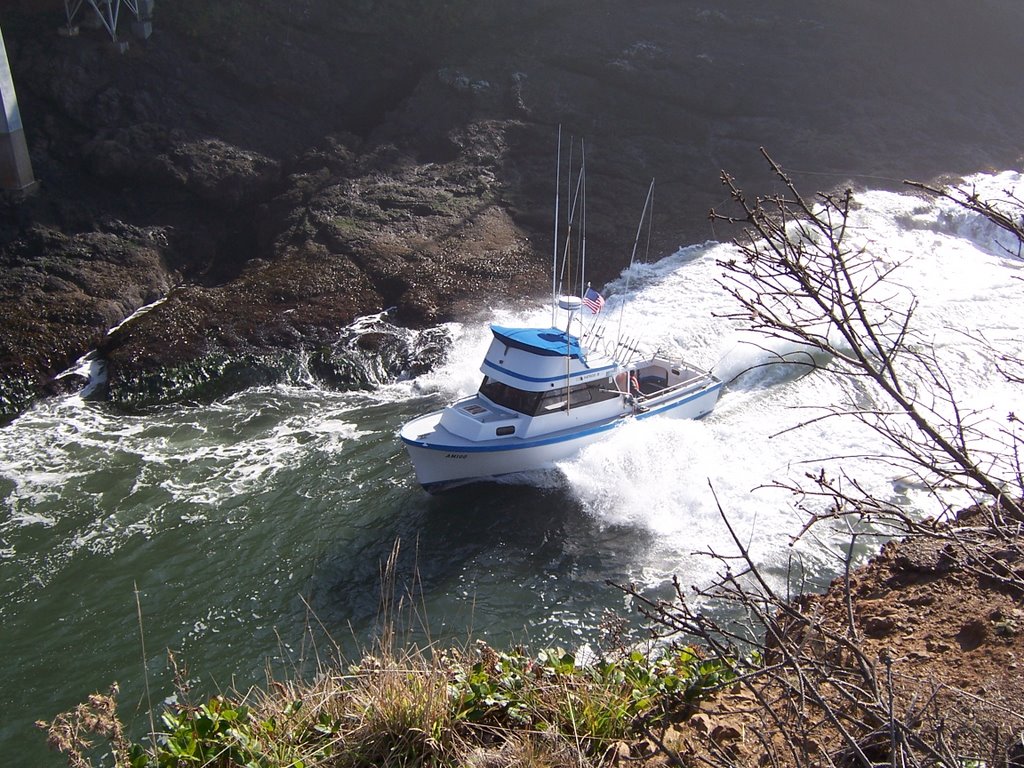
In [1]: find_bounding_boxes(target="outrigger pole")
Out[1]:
[557,158,584,303]
[551,126,562,327]
[579,142,587,303]
[616,179,656,348]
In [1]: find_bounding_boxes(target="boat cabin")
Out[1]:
[479,375,622,417]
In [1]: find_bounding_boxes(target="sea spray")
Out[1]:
[1,171,1023,763]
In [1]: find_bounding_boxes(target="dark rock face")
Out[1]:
[2,0,1023,417]
[0,212,176,414]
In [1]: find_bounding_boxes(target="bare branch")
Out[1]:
[710,150,1023,521]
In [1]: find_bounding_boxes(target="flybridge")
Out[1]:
[482,322,614,392]
[490,326,585,359]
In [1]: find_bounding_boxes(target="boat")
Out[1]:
[399,139,723,492]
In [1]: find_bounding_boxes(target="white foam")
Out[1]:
[549,172,1023,584]
[1,170,1022,599]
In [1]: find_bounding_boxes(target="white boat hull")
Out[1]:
[401,379,722,492]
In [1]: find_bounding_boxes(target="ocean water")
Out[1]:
[2,172,1022,762]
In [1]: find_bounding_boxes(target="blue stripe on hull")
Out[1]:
[401,381,722,455]
[402,414,623,453]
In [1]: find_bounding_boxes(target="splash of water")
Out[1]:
[518,173,1023,577]
[0,170,1021,763]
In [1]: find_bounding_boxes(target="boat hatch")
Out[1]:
[440,395,521,442]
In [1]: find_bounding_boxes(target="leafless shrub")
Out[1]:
[709,148,1022,524]
[904,179,1024,260]
[612,154,1024,768]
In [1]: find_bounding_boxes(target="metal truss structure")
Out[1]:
[62,0,154,42]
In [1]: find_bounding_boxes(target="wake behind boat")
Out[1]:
[400,136,722,492]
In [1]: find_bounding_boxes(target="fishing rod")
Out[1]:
[550,126,561,327]
[615,179,656,346]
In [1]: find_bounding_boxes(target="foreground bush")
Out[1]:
[39,641,739,768]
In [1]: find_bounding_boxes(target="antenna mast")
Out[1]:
[551,127,561,327]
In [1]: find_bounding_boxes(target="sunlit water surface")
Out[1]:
[2,172,1022,762]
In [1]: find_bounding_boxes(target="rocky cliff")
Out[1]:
[2,0,1023,418]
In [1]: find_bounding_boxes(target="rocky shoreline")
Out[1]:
[4,0,1024,421]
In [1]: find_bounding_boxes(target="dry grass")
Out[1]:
[38,642,668,768]
[38,541,730,768]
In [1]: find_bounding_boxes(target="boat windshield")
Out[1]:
[478,376,620,416]
[478,377,542,415]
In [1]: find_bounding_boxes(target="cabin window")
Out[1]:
[478,377,541,415]
[589,379,622,404]
[534,379,620,415]
[479,377,620,417]
[537,390,570,412]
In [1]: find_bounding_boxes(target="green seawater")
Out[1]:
[0,385,659,764]
[9,177,1022,763]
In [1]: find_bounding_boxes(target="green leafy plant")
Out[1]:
[447,642,743,754]
[157,697,265,767]
[43,640,744,766]
[450,647,533,725]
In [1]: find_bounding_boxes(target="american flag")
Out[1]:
[583,287,605,314]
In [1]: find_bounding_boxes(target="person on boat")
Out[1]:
[614,371,642,396]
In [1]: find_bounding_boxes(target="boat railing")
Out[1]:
[634,369,716,402]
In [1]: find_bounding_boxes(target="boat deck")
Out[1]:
[633,358,711,397]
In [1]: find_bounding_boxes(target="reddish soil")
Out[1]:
[642,517,1024,768]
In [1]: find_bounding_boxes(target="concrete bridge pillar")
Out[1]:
[0,26,36,192]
